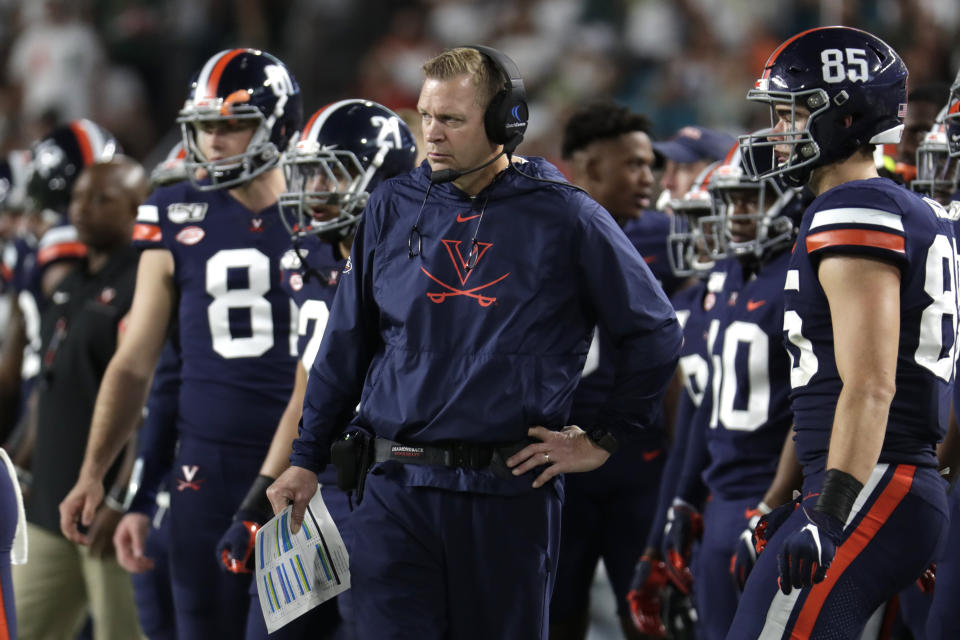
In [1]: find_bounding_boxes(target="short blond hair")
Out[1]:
[422,47,503,109]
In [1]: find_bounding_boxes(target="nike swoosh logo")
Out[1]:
[456,213,481,223]
[644,255,657,264]
[642,449,662,462]
[746,300,766,311]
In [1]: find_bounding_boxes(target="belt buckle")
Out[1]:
[450,442,488,469]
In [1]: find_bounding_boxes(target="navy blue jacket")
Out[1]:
[291,158,682,484]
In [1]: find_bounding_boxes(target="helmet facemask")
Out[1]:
[711,165,797,259]
[912,116,960,206]
[279,148,370,243]
[667,187,723,277]
[178,104,282,191]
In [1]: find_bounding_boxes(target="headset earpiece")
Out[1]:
[469,45,528,154]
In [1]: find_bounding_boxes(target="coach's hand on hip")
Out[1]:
[266,466,319,534]
[507,425,610,488]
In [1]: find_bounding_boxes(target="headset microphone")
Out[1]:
[430,150,506,184]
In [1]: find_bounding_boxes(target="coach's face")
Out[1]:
[418,74,499,176]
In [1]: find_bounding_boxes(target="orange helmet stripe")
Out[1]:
[68,121,95,166]
[206,49,245,98]
[761,27,832,80]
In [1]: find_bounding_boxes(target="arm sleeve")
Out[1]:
[577,201,683,442]
[127,337,181,515]
[290,198,383,472]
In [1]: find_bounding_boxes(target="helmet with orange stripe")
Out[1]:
[177,48,302,191]
[150,141,189,188]
[279,99,417,243]
[25,119,119,221]
[912,106,960,205]
[740,26,907,187]
[944,68,960,159]
[666,161,723,277]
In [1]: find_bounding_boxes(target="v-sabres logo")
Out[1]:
[420,240,510,307]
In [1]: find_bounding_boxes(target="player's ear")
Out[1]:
[585,154,603,184]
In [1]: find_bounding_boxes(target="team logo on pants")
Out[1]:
[177,465,205,491]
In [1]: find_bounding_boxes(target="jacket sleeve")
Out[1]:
[289,196,383,473]
[576,200,683,441]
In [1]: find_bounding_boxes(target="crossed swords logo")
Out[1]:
[420,239,510,307]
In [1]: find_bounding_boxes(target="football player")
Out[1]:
[215,99,417,639]
[58,49,303,639]
[923,70,960,640]
[727,27,956,639]
[628,163,728,638]
[664,142,806,640]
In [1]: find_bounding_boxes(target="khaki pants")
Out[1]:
[12,523,144,640]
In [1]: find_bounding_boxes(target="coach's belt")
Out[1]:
[373,437,530,470]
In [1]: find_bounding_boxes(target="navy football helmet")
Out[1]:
[711,136,802,259]
[279,99,417,242]
[178,48,302,191]
[912,106,960,205]
[26,119,119,219]
[740,26,907,187]
[667,161,723,277]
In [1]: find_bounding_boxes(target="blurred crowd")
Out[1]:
[0,0,958,170]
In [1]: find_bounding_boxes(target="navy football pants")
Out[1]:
[131,502,176,640]
[726,464,947,640]
[349,463,563,639]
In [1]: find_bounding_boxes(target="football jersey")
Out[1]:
[133,182,297,447]
[701,251,793,500]
[278,235,347,371]
[785,177,960,474]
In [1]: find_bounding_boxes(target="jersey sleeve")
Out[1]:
[132,201,164,250]
[804,204,907,268]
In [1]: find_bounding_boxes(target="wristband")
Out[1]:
[814,468,863,524]
[238,474,275,523]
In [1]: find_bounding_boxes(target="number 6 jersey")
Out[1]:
[784,177,960,475]
[133,181,297,447]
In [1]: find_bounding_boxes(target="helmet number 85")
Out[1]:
[821,48,869,84]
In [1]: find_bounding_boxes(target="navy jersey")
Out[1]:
[279,236,346,371]
[623,211,686,298]
[785,178,960,474]
[133,182,297,447]
[293,158,682,480]
[701,252,793,500]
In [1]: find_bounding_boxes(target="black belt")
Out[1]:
[373,438,530,470]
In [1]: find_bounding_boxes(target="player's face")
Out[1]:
[592,131,656,220]
[195,120,258,162]
[69,165,135,250]
[724,188,761,243]
[418,75,498,174]
[303,167,345,223]
[661,159,710,203]
[770,104,811,164]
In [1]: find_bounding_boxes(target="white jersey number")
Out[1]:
[916,232,960,381]
[710,321,771,432]
[297,299,330,371]
[206,249,274,359]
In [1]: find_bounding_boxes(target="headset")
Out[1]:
[470,44,528,154]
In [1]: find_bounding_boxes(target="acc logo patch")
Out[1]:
[176,226,205,245]
[167,202,208,224]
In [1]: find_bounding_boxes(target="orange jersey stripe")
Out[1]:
[132,223,162,243]
[37,241,86,266]
[792,465,915,638]
[69,121,94,166]
[206,49,245,98]
[806,228,905,254]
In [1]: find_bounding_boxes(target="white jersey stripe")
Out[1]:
[810,208,904,232]
[137,204,160,223]
[38,224,78,250]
